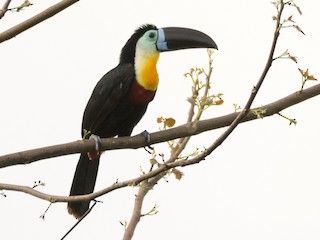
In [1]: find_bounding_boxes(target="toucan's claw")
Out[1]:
[144,145,154,154]
[141,130,151,143]
[87,134,102,160]
[140,130,154,154]
[89,134,102,151]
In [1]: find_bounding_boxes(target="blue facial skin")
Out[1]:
[156,28,169,51]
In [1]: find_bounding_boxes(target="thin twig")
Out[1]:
[0,0,78,43]
[0,0,11,19]
[61,200,99,240]
[39,202,52,220]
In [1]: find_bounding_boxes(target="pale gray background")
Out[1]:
[1,0,320,239]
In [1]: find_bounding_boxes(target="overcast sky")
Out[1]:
[1,0,320,239]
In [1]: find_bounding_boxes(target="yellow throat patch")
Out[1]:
[135,53,160,91]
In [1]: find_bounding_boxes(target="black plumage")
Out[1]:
[68,25,157,218]
[67,24,218,218]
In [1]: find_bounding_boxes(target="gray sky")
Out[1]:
[1,0,320,239]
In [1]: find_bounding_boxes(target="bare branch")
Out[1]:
[0,82,320,169]
[6,80,320,204]
[0,159,182,203]
[122,183,149,240]
[0,0,78,44]
[61,200,99,240]
[0,0,11,19]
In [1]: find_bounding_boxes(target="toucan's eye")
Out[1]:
[143,30,157,43]
[149,32,155,39]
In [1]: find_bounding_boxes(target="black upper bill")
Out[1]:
[156,27,218,52]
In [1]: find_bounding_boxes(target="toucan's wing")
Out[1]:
[81,63,134,136]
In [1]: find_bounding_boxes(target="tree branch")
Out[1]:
[0,0,78,44]
[0,0,11,19]
[1,82,319,169]
[0,157,187,203]
[122,183,149,240]
[0,81,320,216]
[3,84,320,204]
[0,83,319,209]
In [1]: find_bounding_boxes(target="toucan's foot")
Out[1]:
[144,145,154,154]
[90,134,101,151]
[140,130,154,154]
[88,134,102,160]
[141,130,151,143]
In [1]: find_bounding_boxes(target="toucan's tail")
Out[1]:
[67,153,100,219]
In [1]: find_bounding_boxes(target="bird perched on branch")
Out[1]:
[68,24,218,219]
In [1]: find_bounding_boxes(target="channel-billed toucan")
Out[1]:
[68,24,218,219]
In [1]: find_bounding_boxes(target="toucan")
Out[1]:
[68,24,218,219]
